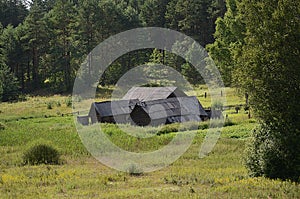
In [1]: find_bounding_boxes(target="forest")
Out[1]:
[0,0,226,98]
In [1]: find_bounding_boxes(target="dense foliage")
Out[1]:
[0,0,226,95]
[206,0,245,86]
[239,0,300,182]
[0,64,19,102]
[23,141,60,165]
[209,0,300,181]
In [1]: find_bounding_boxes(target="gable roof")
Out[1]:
[89,99,138,117]
[132,97,207,120]
[122,87,187,101]
[141,96,207,119]
[129,96,207,126]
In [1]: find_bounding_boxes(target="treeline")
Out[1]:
[0,0,226,99]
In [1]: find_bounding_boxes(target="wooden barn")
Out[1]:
[79,87,210,126]
[130,96,208,126]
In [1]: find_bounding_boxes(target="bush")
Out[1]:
[245,124,300,182]
[198,122,209,130]
[157,123,179,135]
[23,141,60,165]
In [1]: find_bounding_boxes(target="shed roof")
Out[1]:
[134,96,207,120]
[89,99,138,117]
[122,87,187,101]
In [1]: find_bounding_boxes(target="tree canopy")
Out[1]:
[0,0,226,95]
[209,0,300,181]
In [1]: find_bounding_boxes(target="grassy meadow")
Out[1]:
[0,87,299,198]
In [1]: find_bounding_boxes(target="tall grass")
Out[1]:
[0,89,298,198]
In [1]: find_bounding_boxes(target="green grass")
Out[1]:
[186,85,245,108]
[0,88,299,198]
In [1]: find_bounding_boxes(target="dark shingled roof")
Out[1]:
[83,87,208,126]
[122,87,187,101]
[89,99,138,117]
[130,96,207,126]
[143,96,207,119]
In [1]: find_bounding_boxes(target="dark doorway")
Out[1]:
[130,105,151,126]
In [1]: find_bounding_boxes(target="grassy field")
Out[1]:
[0,88,299,198]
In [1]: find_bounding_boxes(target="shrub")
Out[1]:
[244,124,300,182]
[157,123,179,135]
[198,122,209,130]
[23,141,60,165]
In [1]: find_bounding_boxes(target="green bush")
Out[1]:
[158,123,179,135]
[245,124,300,182]
[23,141,60,165]
[198,122,209,130]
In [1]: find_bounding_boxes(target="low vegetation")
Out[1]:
[23,140,60,165]
[0,88,299,198]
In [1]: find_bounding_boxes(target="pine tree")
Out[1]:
[0,64,19,102]
[78,0,104,55]
[166,0,216,46]
[0,0,28,27]
[0,23,19,101]
[44,0,79,91]
[139,0,170,27]
[21,0,48,89]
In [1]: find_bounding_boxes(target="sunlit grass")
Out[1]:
[0,86,299,198]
